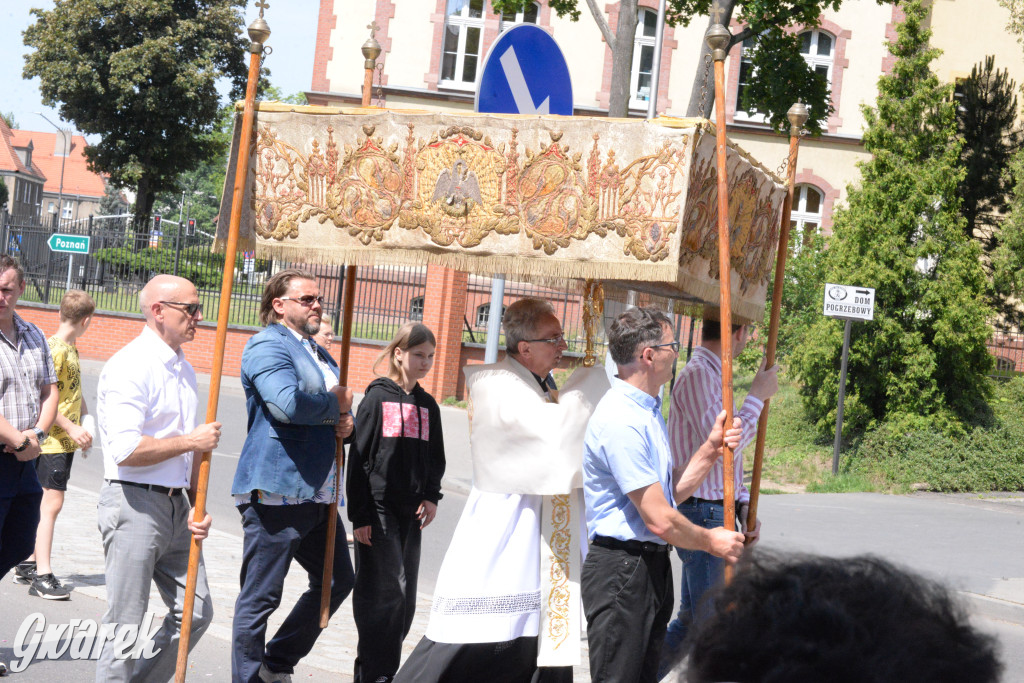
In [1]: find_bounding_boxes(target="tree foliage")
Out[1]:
[22,0,254,233]
[0,178,8,210]
[955,56,1024,329]
[1,112,18,129]
[788,0,992,437]
[491,0,864,132]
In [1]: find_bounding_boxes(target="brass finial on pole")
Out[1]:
[704,7,737,580]
[746,102,808,538]
[175,7,269,683]
[319,21,382,630]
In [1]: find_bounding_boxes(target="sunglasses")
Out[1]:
[159,301,202,317]
[279,295,325,307]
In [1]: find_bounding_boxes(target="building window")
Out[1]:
[476,302,506,328]
[62,201,73,219]
[629,9,659,109]
[736,29,835,122]
[409,295,424,321]
[790,184,824,251]
[48,201,55,215]
[500,1,538,29]
[799,29,835,114]
[440,0,485,88]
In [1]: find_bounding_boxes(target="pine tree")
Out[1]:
[789,0,992,437]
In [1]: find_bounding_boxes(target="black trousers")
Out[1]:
[232,502,355,683]
[352,503,422,682]
[394,636,572,683]
[0,491,41,579]
[581,543,674,683]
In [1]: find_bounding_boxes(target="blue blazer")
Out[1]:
[232,323,341,500]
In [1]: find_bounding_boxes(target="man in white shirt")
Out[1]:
[96,274,221,683]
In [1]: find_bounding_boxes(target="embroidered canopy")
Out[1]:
[216,104,787,322]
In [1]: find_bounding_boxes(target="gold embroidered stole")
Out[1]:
[537,388,582,667]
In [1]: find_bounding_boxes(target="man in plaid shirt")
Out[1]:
[658,308,778,678]
[0,255,58,585]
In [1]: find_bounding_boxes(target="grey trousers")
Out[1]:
[95,482,214,683]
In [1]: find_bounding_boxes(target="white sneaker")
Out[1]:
[258,663,292,683]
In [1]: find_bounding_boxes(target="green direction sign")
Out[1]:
[47,233,90,254]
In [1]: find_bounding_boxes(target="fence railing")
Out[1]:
[0,210,604,353]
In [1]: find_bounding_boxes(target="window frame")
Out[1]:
[439,0,486,90]
[790,184,824,252]
[734,28,836,125]
[628,8,659,111]
[499,1,539,31]
[409,295,424,321]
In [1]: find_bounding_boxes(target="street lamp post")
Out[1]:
[37,113,74,289]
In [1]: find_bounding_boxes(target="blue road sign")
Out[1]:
[475,24,573,115]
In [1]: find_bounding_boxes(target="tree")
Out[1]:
[788,0,992,437]
[152,86,306,235]
[0,178,8,210]
[993,148,1024,318]
[491,0,865,133]
[98,182,126,217]
[1,112,18,129]
[23,0,254,236]
[957,57,1022,248]
[956,56,1024,328]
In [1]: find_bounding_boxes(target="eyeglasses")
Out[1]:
[525,334,566,345]
[279,295,325,307]
[649,341,681,354]
[159,301,202,317]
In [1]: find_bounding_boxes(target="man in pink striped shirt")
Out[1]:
[658,309,778,678]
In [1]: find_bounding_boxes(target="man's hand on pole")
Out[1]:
[188,421,222,452]
[749,358,780,403]
[188,508,212,541]
[705,527,745,565]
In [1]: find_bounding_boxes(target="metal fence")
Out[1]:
[0,210,607,350]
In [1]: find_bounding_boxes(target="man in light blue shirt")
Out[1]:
[582,307,745,683]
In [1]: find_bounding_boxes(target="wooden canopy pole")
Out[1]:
[318,21,381,629]
[174,8,269,683]
[746,103,808,537]
[705,13,736,581]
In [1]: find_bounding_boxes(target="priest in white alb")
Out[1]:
[395,297,610,683]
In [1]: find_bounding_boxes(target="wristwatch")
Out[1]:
[32,427,47,444]
[13,436,30,452]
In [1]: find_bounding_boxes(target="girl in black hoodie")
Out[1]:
[348,321,445,683]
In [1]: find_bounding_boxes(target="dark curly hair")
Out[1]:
[685,552,1001,683]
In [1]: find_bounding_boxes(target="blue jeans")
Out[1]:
[657,499,725,680]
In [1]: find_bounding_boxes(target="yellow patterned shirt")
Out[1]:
[42,336,82,454]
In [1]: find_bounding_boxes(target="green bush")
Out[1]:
[843,377,1024,492]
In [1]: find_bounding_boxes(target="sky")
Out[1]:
[0,0,321,138]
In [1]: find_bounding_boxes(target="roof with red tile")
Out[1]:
[0,118,46,182]
[9,128,106,198]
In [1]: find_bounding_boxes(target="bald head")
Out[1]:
[139,274,202,352]
[140,275,195,321]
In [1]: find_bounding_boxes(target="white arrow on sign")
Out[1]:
[499,46,550,115]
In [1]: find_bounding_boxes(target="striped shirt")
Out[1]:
[669,346,763,504]
[0,312,57,432]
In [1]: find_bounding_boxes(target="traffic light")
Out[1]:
[186,218,196,236]
[153,215,161,231]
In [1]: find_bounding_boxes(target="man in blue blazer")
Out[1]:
[231,268,355,683]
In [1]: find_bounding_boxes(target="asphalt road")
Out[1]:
[1,365,1021,680]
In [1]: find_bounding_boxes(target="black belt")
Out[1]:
[592,534,671,554]
[682,497,727,506]
[107,479,186,497]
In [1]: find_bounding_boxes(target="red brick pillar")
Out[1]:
[421,265,468,400]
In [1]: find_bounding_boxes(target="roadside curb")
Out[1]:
[963,591,1024,626]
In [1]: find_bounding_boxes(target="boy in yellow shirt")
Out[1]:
[13,289,95,599]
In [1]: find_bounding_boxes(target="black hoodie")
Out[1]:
[346,377,445,529]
